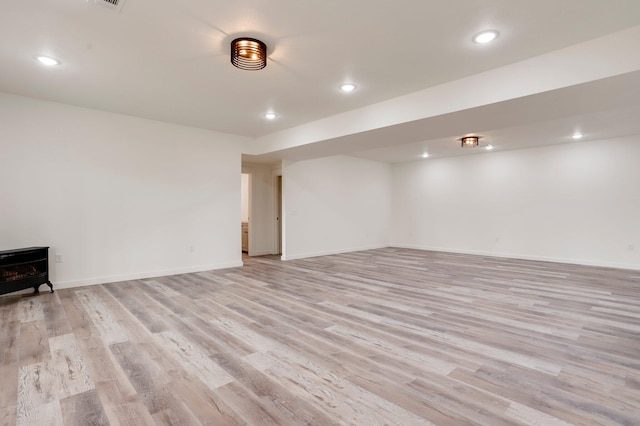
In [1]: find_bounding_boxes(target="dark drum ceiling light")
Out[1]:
[460,136,480,148]
[231,38,267,70]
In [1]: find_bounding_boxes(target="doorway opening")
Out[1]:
[275,175,282,255]
[241,173,249,254]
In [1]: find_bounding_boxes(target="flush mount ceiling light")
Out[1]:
[421,152,429,158]
[35,55,60,66]
[460,136,480,148]
[340,83,357,92]
[473,30,499,44]
[231,38,267,70]
[264,112,277,120]
[485,144,494,151]
[572,132,584,140]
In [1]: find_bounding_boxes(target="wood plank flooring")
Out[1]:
[1,248,639,425]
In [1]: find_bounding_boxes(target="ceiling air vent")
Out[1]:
[91,0,127,13]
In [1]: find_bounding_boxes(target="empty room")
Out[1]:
[1,1,640,425]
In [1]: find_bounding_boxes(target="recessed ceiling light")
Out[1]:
[35,55,60,66]
[421,152,429,158]
[572,132,583,140]
[485,145,494,150]
[264,112,277,120]
[340,83,357,92]
[473,30,499,44]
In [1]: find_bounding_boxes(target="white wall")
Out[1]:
[0,92,248,289]
[283,155,391,260]
[391,135,640,270]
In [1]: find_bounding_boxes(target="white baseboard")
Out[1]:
[4,244,635,298]
[51,260,244,291]
[282,244,388,261]
[390,243,640,271]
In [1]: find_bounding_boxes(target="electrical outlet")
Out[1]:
[55,255,62,263]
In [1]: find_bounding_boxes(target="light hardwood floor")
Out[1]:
[1,248,639,425]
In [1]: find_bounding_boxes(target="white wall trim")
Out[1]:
[51,261,243,290]
[391,243,640,272]
[282,244,389,261]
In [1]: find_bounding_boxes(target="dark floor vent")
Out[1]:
[94,0,127,12]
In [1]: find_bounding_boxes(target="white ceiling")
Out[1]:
[2,0,640,163]
[351,71,640,163]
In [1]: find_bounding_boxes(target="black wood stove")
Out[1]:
[0,247,54,295]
